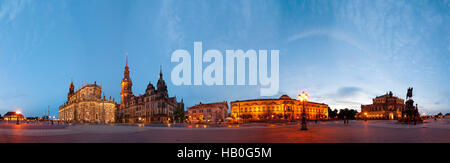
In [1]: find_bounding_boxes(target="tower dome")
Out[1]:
[279,94,291,100]
[146,82,155,95]
[147,82,155,90]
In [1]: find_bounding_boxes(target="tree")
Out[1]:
[333,109,339,118]
[338,108,358,120]
[173,106,185,123]
[328,107,338,119]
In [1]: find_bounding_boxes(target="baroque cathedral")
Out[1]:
[59,81,117,123]
[116,54,184,123]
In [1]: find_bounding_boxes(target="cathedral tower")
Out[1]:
[68,80,75,100]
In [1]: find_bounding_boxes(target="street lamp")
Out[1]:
[297,91,309,130]
[364,112,368,121]
[15,111,21,125]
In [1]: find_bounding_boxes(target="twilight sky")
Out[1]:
[0,0,449,117]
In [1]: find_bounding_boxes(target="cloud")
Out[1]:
[287,29,375,57]
[0,0,27,22]
[0,92,28,112]
[158,0,184,46]
[284,0,450,113]
[337,86,362,97]
[0,93,28,100]
[313,86,375,110]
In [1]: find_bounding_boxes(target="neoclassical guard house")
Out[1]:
[187,102,229,123]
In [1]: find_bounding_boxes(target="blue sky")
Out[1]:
[0,0,449,117]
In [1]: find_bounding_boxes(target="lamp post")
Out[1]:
[364,112,368,121]
[15,111,21,125]
[298,91,309,130]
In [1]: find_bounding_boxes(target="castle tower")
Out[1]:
[157,65,168,97]
[121,52,133,104]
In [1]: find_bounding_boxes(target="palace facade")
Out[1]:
[357,91,406,120]
[59,81,117,123]
[187,102,228,123]
[116,55,183,123]
[230,95,329,121]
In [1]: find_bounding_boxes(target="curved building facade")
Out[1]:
[230,95,329,121]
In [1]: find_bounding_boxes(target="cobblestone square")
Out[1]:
[1,119,449,143]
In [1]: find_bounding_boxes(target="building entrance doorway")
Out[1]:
[389,113,394,120]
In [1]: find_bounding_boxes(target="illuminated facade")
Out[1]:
[230,95,329,120]
[3,112,25,121]
[187,102,228,123]
[358,91,406,120]
[117,54,183,123]
[59,81,117,123]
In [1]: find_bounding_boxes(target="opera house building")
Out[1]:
[358,91,406,120]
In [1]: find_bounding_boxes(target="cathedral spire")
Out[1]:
[123,52,130,78]
[159,65,163,79]
[126,52,128,67]
[69,77,74,89]
[68,77,75,99]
